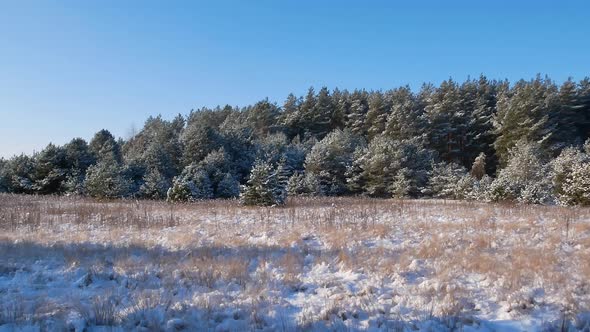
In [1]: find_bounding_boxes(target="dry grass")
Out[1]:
[1,193,590,330]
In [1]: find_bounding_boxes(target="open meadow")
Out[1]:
[1,194,590,331]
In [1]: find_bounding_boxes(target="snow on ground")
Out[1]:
[0,194,589,331]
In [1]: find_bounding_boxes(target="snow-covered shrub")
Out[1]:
[167,149,242,201]
[467,175,493,201]
[139,167,170,199]
[217,172,240,199]
[561,162,590,206]
[488,140,553,204]
[347,136,434,197]
[305,129,365,196]
[424,162,469,199]
[389,168,413,198]
[550,146,590,205]
[470,152,487,180]
[63,169,86,195]
[287,172,323,197]
[0,159,10,193]
[241,160,286,206]
[84,160,131,199]
[167,166,213,202]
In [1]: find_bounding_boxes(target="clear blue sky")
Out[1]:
[1,0,589,158]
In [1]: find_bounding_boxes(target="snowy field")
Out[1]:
[0,194,589,331]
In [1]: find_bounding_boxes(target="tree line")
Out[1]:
[1,74,589,206]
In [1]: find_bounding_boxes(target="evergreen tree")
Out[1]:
[424,162,468,199]
[551,146,590,205]
[305,129,365,196]
[576,78,590,142]
[278,93,301,138]
[217,172,240,199]
[310,87,334,138]
[465,76,499,174]
[33,143,69,194]
[423,79,467,165]
[181,108,226,166]
[346,90,369,136]
[295,87,318,138]
[89,129,122,163]
[494,76,558,164]
[0,159,8,193]
[561,162,590,206]
[5,154,37,194]
[470,152,487,180]
[245,99,280,137]
[139,167,170,199]
[488,140,553,204]
[219,111,256,181]
[84,158,130,199]
[287,172,323,197]
[366,91,390,140]
[384,86,423,141]
[330,88,348,130]
[347,136,434,197]
[167,166,213,202]
[64,138,95,175]
[241,160,286,206]
[547,78,585,152]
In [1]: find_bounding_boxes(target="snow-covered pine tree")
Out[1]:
[33,143,68,194]
[488,140,553,204]
[424,162,468,199]
[278,93,301,139]
[423,79,466,164]
[346,136,434,198]
[180,108,226,166]
[139,167,170,199]
[245,99,281,137]
[0,159,8,193]
[470,152,487,180]
[389,168,412,198]
[304,129,365,196]
[89,129,122,164]
[84,157,131,199]
[217,172,240,199]
[310,87,335,139]
[365,91,390,140]
[577,78,590,143]
[549,78,585,152]
[561,162,590,206]
[384,86,423,142]
[346,90,370,136]
[551,144,590,206]
[493,76,558,165]
[465,76,499,172]
[3,154,36,194]
[167,166,213,202]
[241,160,285,206]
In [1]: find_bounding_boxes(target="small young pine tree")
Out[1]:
[241,160,286,206]
[217,172,240,199]
[390,168,412,198]
[561,162,590,206]
[84,160,130,199]
[424,162,469,199]
[488,140,553,204]
[139,168,170,199]
[470,152,487,180]
[167,167,213,202]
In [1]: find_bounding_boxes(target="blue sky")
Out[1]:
[1,0,589,158]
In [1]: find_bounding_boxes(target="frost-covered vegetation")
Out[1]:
[0,194,589,331]
[1,75,589,206]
